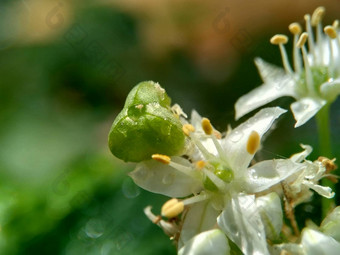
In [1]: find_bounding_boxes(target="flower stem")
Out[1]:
[315,103,334,218]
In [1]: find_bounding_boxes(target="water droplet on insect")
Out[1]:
[122,178,141,198]
[230,131,243,142]
[85,218,104,239]
[162,173,175,185]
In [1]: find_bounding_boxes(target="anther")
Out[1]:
[324,26,337,39]
[246,131,260,154]
[311,6,326,26]
[289,23,303,73]
[296,32,308,48]
[202,118,213,135]
[288,23,302,35]
[270,34,288,45]
[270,34,292,74]
[333,20,339,29]
[161,198,184,218]
[195,160,206,170]
[182,124,195,136]
[152,154,171,164]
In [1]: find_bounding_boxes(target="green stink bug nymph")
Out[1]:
[108,81,185,162]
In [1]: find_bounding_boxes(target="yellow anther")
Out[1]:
[311,6,326,26]
[318,156,337,172]
[195,160,206,170]
[182,124,195,136]
[270,34,288,45]
[201,118,213,135]
[161,198,184,218]
[213,130,222,139]
[333,20,339,29]
[289,23,302,35]
[152,154,171,164]
[296,32,308,48]
[135,104,144,109]
[324,26,337,39]
[246,131,260,155]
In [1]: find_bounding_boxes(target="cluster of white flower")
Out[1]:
[109,6,340,255]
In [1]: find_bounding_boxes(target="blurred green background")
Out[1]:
[0,0,340,254]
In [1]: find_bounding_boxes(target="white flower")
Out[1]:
[284,144,335,207]
[274,228,340,255]
[235,7,340,127]
[130,107,304,254]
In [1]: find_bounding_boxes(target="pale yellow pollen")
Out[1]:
[311,6,326,26]
[213,130,222,139]
[161,198,184,218]
[246,131,260,155]
[318,156,337,172]
[270,34,288,45]
[333,20,339,29]
[182,124,195,136]
[152,154,171,164]
[289,23,302,35]
[201,118,213,135]
[135,104,144,109]
[296,32,308,48]
[195,160,206,170]
[324,25,337,39]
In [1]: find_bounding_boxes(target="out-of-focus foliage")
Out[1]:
[0,0,340,254]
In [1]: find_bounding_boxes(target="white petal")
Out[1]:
[320,206,340,242]
[178,229,230,255]
[217,194,269,255]
[290,97,326,127]
[320,78,340,101]
[129,157,202,197]
[302,181,335,198]
[223,107,287,175]
[235,59,296,120]
[243,159,304,193]
[256,193,283,241]
[290,144,313,163]
[301,228,340,255]
[254,58,286,83]
[178,200,220,249]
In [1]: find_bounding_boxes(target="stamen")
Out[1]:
[183,124,195,136]
[270,34,293,74]
[289,23,302,73]
[161,198,184,218]
[182,192,209,205]
[312,7,326,64]
[144,206,179,236]
[246,131,260,155]
[190,134,215,160]
[324,26,337,77]
[324,26,338,39]
[333,20,339,29]
[304,14,316,60]
[202,118,213,135]
[152,154,171,164]
[297,33,315,95]
[311,6,325,26]
[195,160,206,170]
[169,160,198,178]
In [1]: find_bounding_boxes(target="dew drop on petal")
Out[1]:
[85,218,105,239]
[122,178,141,198]
[230,131,243,142]
[133,165,149,181]
[249,168,258,179]
[162,172,175,185]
